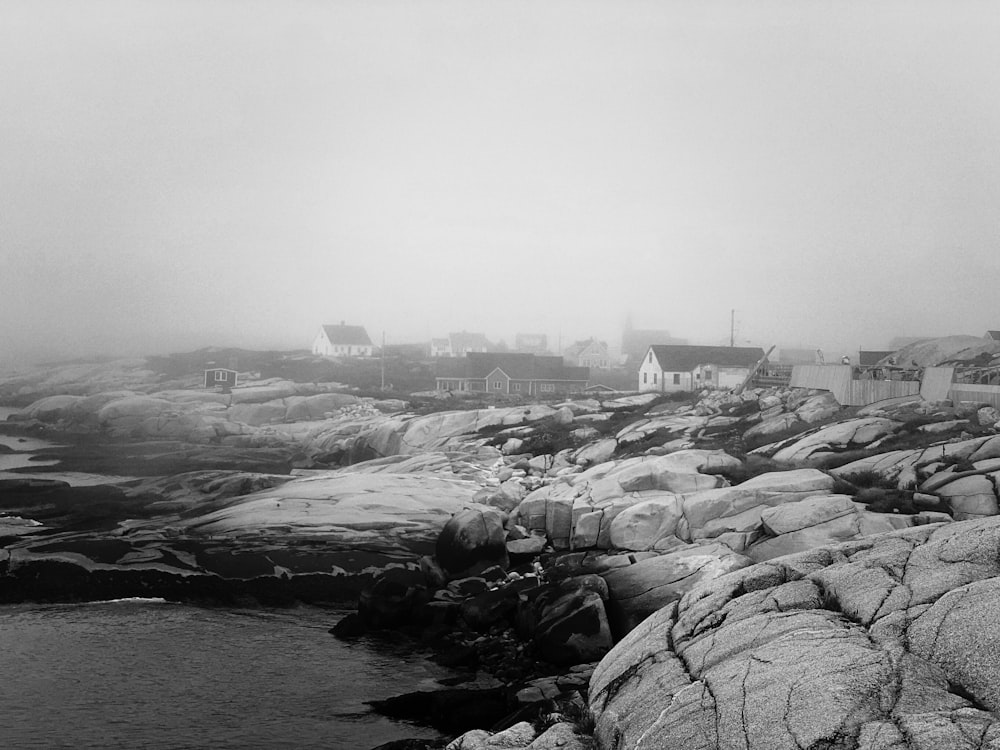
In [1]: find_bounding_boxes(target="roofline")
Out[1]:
[435,376,589,383]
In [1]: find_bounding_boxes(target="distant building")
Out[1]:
[986,331,1000,342]
[204,368,238,390]
[638,345,766,392]
[514,333,549,354]
[430,331,491,357]
[621,328,686,366]
[564,338,612,369]
[435,353,588,395]
[312,322,374,357]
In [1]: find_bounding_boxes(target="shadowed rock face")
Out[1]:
[589,517,1000,750]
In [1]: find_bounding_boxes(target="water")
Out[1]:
[0,408,136,485]
[0,601,449,749]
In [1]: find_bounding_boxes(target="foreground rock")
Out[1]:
[590,516,1000,749]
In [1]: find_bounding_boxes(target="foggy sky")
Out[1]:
[3,0,999,365]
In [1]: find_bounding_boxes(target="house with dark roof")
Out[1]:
[563,338,611,369]
[435,353,588,395]
[204,367,238,390]
[638,345,766,392]
[986,331,1000,342]
[311,322,374,357]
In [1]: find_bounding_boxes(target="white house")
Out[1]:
[312,322,374,357]
[638,345,766,392]
[430,331,491,357]
[563,338,611,369]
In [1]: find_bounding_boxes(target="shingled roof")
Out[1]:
[648,345,765,372]
[437,353,588,381]
[322,324,372,346]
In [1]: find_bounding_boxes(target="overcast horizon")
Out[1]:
[3,1,999,367]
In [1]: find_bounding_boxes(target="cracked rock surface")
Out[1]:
[589,517,1000,749]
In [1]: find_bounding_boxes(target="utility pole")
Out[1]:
[730,309,735,347]
[380,331,386,390]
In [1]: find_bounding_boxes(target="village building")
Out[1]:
[435,353,588,395]
[514,333,549,354]
[563,338,612,369]
[204,368,238,390]
[430,331,491,357]
[430,338,451,357]
[638,345,766,392]
[311,322,374,357]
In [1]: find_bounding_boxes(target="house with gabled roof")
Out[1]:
[986,331,1000,342]
[564,338,611,369]
[435,353,588,395]
[638,345,766,392]
[312,322,374,357]
[430,331,491,357]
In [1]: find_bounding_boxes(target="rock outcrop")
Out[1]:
[590,517,1000,750]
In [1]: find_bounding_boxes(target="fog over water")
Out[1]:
[3,1,999,365]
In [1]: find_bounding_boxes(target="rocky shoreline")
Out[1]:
[5,350,1000,749]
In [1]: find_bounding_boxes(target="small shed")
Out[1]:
[205,368,238,390]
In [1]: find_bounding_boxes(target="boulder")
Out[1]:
[978,406,1000,427]
[437,507,509,578]
[358,568,429,629]
[553,406,575,426]
[681,468,836,544]
[746,494,907,561]
[573,438,617,467]
[794,392,841,424]
[764,417,901,465]
[529,579,613,667]
[743,412,803,442]
[17,394,87,422]
[928,473,1000,520]
[607,496,685,551]
[601,543,752,636]
[506,533,547,558]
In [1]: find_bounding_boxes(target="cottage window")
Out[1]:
[493,380,503,390]
[704,369,712,379]
[643,372,647,384]
[653,373,657,384]
[540,384,555,393]
[648,352,653,363]
[512,383,521,392]
[214,371,227,382]
[673,373,681,385]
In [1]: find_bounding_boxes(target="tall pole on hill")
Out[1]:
[730,309,735,347]
[380,331,386,390]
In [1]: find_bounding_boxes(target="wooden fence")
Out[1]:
[779,363,1000,408]
[790,364,920,406]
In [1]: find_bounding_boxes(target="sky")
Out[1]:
[3,0,999,364]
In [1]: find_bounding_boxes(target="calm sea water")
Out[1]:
[0,601,449,749]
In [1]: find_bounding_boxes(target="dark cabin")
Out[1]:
[204,368,238,390]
